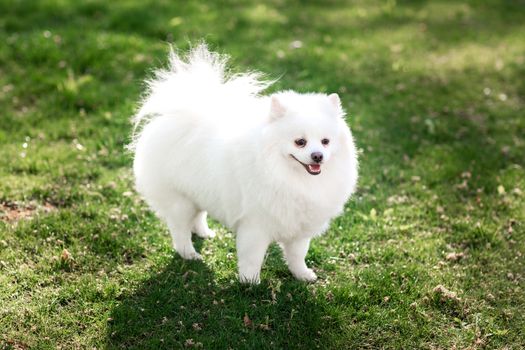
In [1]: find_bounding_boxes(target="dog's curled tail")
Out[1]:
[129,43,272,149]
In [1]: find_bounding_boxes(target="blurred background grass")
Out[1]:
[0,0,524,349]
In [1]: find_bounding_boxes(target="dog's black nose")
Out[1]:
[311,152,323,163]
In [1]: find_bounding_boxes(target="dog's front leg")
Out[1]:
[281,238,317,282]
[236,222,272,284]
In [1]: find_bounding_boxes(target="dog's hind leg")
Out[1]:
[192,211,216,239]
[157,193,201,260]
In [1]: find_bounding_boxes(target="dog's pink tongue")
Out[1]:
[309,164,321,172]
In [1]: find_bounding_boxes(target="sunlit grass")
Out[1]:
[1,0,524,349]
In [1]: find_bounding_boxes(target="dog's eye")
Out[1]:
[295,138,307,147]
[321,138,330,146]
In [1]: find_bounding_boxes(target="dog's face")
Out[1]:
[266,92,344,176]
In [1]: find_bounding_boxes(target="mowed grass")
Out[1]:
[1,0,524,348]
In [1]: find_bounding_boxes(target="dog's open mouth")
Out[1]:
[290,155,321,175]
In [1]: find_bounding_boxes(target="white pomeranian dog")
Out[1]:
[131,44,358,283]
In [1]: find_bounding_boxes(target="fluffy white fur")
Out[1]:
[131,44,358,283]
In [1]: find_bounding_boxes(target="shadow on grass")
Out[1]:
[105,253,337,349]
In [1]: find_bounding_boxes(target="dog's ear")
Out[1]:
[328,93,342,110]
[269,95,286,120]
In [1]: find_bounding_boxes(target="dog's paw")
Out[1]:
[293,268,317,282]
[238,270,261,285]
[179,250,203,261]
[195,228,216,239]
[239,275,261,285]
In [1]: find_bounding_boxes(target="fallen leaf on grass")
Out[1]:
[259,316,271,331]
[61,249,73,262]
[259,323,271,331]
[243,314,252,327]
[3,339,29,350]
[433,284,461,302]
[184,339,203,348]
[456,180,468,190]
[0,201,56,222]
[445,252,465,262]
[387,195,408,205]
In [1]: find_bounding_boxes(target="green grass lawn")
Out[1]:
[1,0,524,348]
